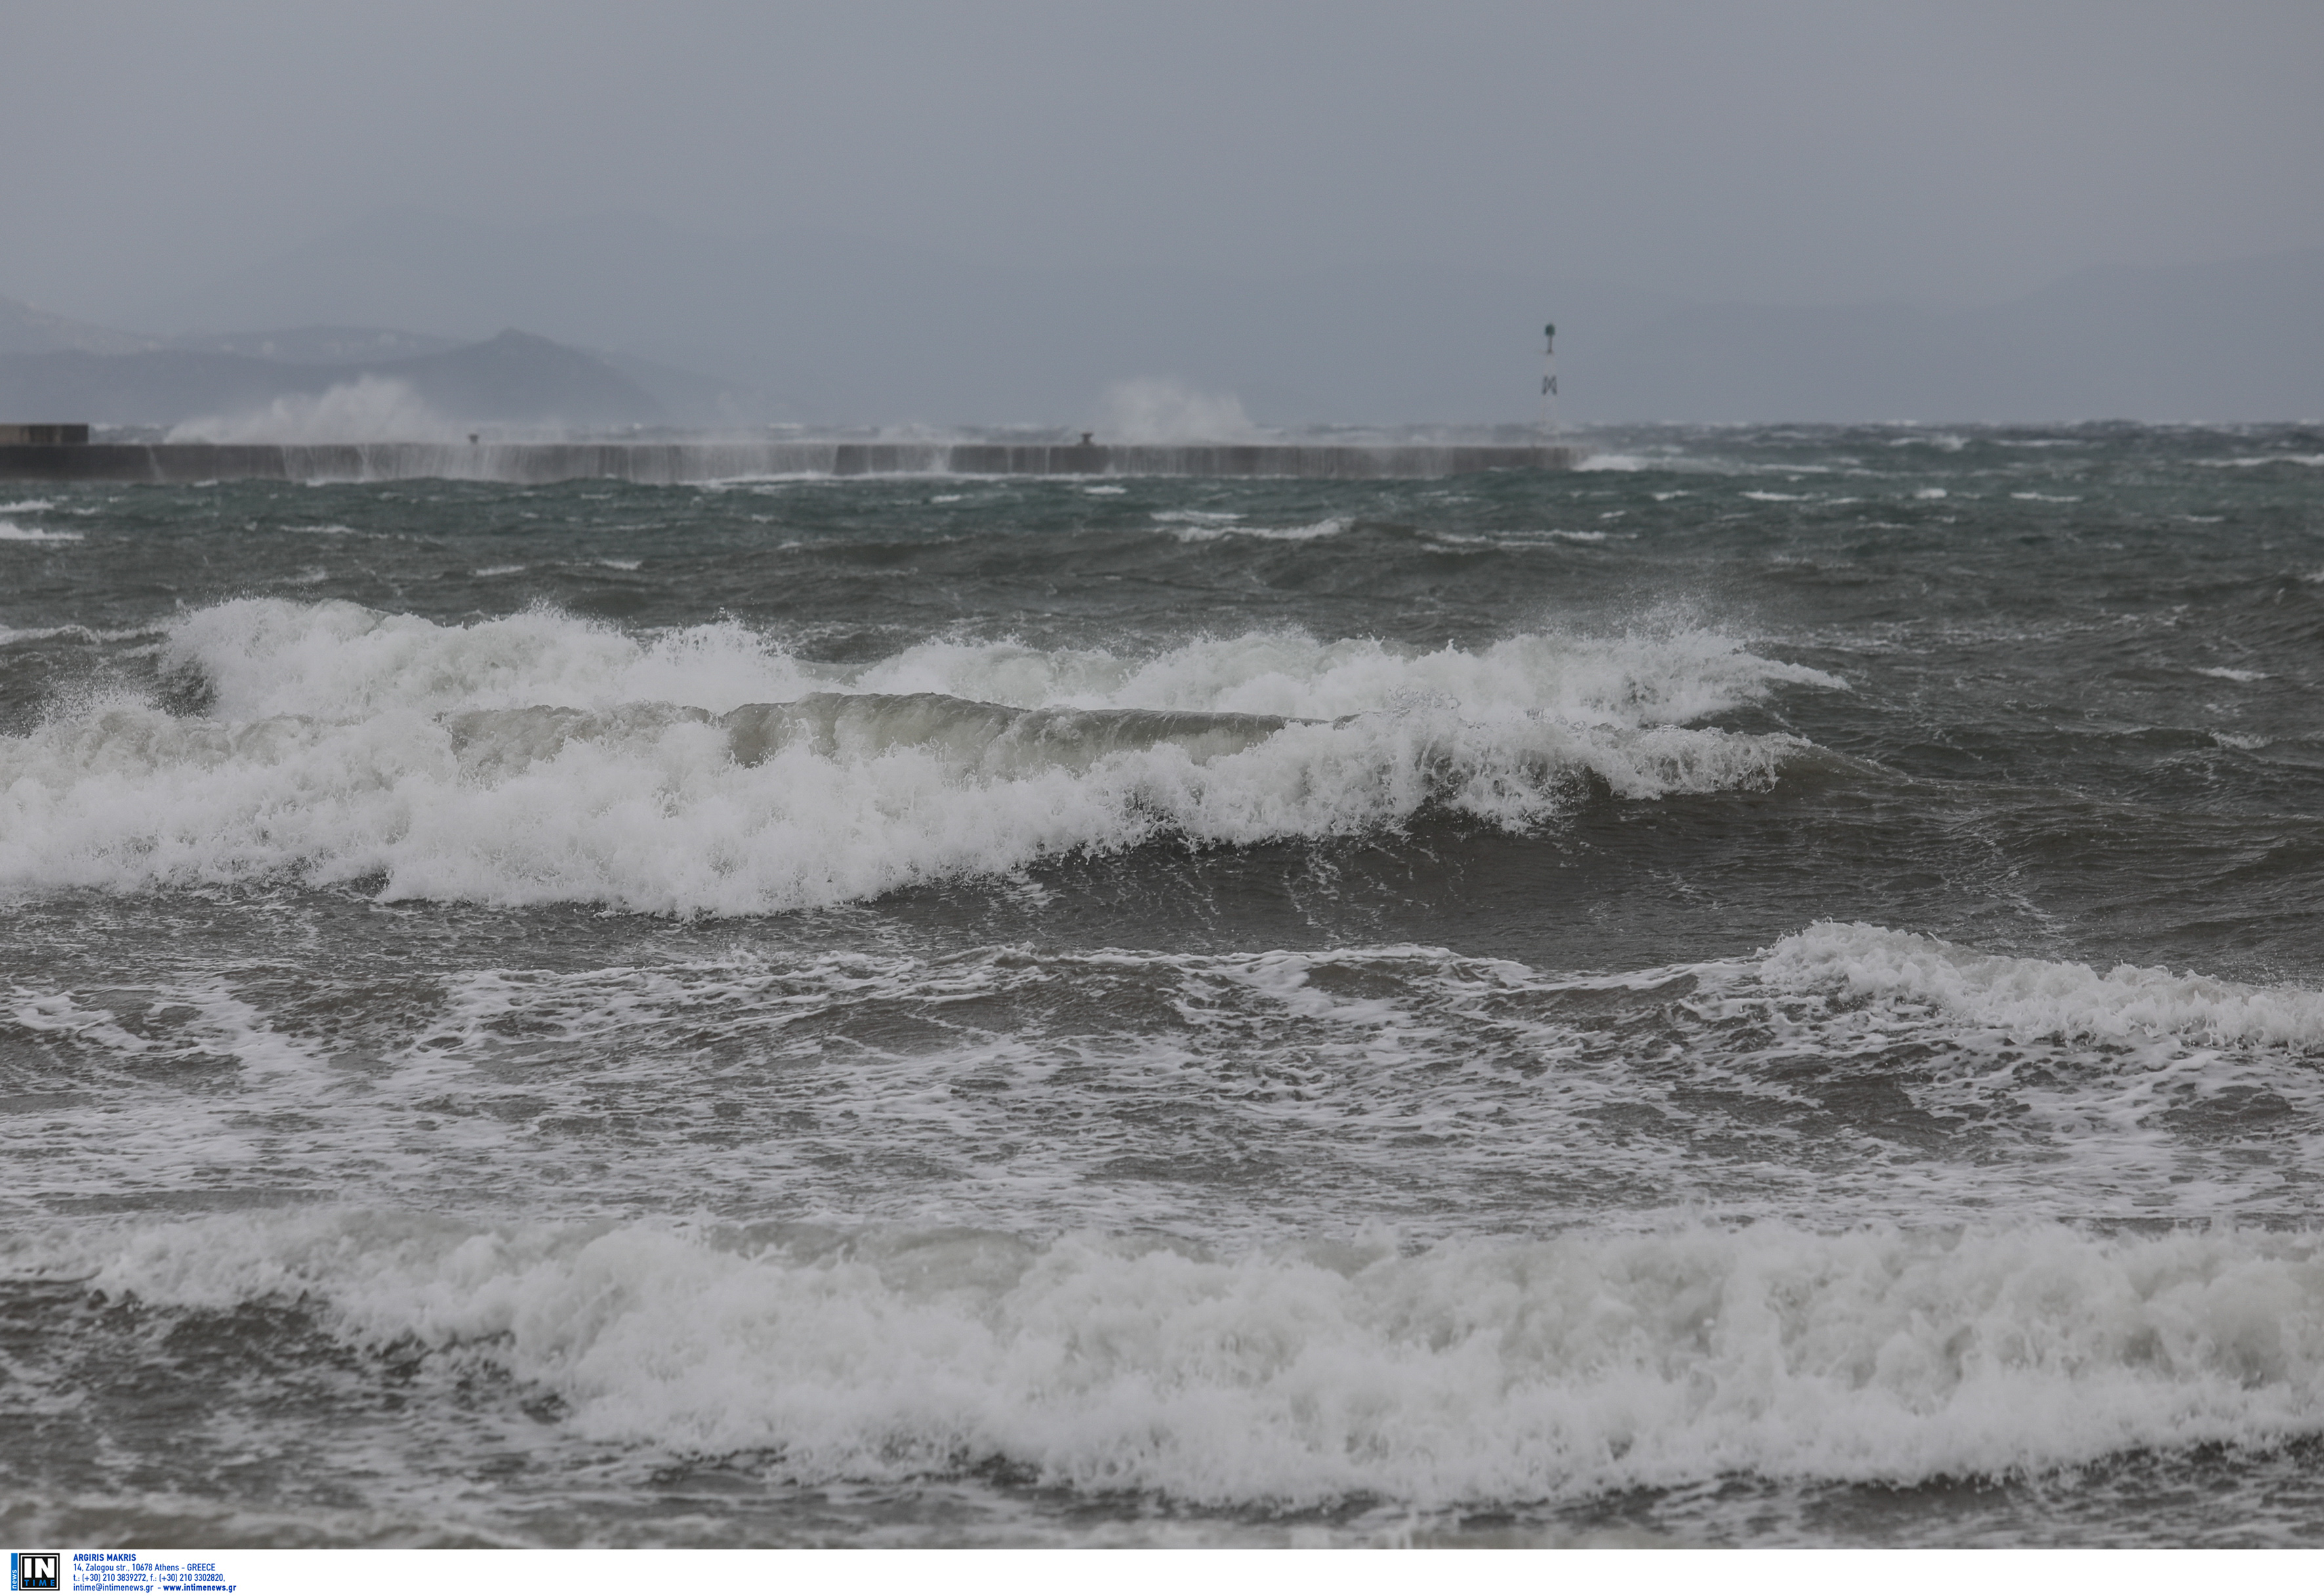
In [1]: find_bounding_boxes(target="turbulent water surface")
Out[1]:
[5,423,2324,1546]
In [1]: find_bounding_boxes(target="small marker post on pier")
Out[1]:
[1539,323,1560,444]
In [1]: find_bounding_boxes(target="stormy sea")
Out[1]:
[5,422,2324,1547]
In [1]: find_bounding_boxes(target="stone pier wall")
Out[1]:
[0,440,1582,484]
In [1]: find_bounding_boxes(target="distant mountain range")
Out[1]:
[0,301,788,431]
[94,209,1679,426]
[0,324,658,431]
[5,212,2319,426]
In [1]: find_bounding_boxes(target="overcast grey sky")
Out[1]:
[3,0,2320,326]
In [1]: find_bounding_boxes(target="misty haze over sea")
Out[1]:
[3,216,2321,434]
[5,0,2324,1558]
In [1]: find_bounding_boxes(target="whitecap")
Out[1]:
[1166,518,1346,544]
[0,623,162,646]
[1427,529,1616,548]
[0,601,1846,913]
[0,519,80,543]
[30,1210,2324,1508]
[1761,921,2324,1051]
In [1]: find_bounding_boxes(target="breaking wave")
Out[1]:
[18,1212,2324,1509]
[0,599,1840,912]
[1761,922,2324,1052]
[0,518,81,543]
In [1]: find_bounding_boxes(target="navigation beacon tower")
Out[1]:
[1539,323,1560,443]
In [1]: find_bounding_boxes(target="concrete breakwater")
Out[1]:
[0,440,1580,485]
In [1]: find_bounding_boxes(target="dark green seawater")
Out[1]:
[5,422,2324,1545]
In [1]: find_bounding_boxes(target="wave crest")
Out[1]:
[26,1212,2324,1507]
[0,600,1835,912]
[1763,922,2324,1052]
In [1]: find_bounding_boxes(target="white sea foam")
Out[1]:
[0,600,1839,912]
[0,623,161,646]
[2195,666,2269,683]
[153,599,1844,730]
[0,699,1800,912]
[0,520,81,543]
[22,929,2322,1235]
[2009,493,2081,502]
[1163,518,1347,544]
[1,499,54,513]
[1425,529,1622,550]
[22,1211,2324,1507]
[1761,922,2324,1052]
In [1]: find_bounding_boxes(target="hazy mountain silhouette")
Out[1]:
[171,326,464,363]
[0,295,169,358]
[30,213,2323,424]
[123,209,1675,426]
[0,329,663,429]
